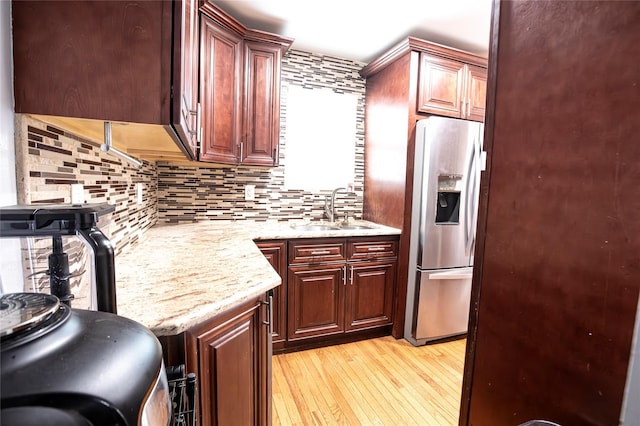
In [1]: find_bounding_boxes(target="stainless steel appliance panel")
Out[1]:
[415,117,482,269]
[413,267,473,343]
[404,116,484,345]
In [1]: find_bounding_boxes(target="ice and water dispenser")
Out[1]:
[435,175,462,224]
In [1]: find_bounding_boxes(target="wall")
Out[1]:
[157,50,366,223]
[0,0,22,294]
[462,1,640,424]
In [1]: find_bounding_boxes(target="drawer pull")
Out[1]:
[366,247,386,251]
[310,250,331,255]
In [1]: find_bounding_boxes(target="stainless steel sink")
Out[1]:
[291,224,341,231]
[290,223,375,231]
[338,224,374,230]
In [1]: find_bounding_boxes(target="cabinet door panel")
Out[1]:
[347,237,398,261]
[172,0,199,159]
[465,64,488,122]
[289,239,347,264]
[196,302,261,426]
[257,241,287,343]
[287,264,345,340]
[418,55,465,117]
[243,42,281,166]
[200,16,242,163]
[12,0,170,124]
[346,261,396,331]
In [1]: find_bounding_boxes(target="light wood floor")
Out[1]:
[272,336,467,425]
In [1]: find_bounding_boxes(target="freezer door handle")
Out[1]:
[465,132,481,257]
[428,270,473,280]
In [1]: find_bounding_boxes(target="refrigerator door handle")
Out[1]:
[428,267,474,280]
[464,135,478,256]
[468,133,482,256]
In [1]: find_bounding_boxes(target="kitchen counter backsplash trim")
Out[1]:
[115,220,400,336]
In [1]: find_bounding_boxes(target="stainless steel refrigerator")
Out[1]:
[404,116,485,346]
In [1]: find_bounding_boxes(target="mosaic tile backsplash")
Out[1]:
[13,50,367,259]
[15,114,158,253]
[157,49,367,223]
[13,114,158,304]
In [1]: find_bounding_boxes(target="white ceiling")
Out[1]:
[211,0,493,63]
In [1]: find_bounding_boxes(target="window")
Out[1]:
[284,86,357,190]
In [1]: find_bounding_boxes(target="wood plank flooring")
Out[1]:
[272,336,467,425]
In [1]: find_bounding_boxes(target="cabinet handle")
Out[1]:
[367,247,386,252]
[349,266,354,285]
[197,103,202,144]
[467,98,471,117]
[187,103,201,136]
[342,266,347,286]
[273,147,277,166]
[262,294,272,329]
[310,250,330,255]
[238,142,244,164]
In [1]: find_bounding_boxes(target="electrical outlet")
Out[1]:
[245,184,255,201]
[136,183,143,205]
[70,184,84,204]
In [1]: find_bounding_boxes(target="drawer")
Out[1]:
[289,239,346,264]
[348,237,398,261]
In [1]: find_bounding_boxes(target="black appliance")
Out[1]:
[0,292,171,425]
[0,203,116,312]
[0,204,173,425]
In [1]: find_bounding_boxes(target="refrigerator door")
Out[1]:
[414,117,483,269]
[412,267,473,344]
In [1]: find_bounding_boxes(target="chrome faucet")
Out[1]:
[325,187,348,222]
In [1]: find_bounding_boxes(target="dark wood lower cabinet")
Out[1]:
[282,237,398,349]
[160,295,271,426]
[287,264,346,340]
[259,236,399,352]
[255,241,287,344]
[346,260,396,331]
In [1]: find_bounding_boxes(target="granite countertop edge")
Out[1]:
[114,219,401,337]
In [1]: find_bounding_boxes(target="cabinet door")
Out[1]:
[196,300,265,426]
[257,241,287,343]
[171,0,200,159]
[346,260,396,331]
[463,64,488,122]
[199,15,243,163]
[242,41,282,166]
[287,264,346,340]
[417,54,465,117]
[12,1,171,125]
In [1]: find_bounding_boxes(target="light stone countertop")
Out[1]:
[114,220,401,336]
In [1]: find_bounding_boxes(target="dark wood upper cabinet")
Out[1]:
[11,0,291,164]
[464,64,487,123]
[11,0,197,159]
[172,0,200,159]
[417,54,487,122]
[199,14,243,164]
[198,2,292,166]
